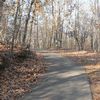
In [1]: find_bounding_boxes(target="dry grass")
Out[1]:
[61,50,100,100]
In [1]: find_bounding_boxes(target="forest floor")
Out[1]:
[61,50,100,100]
[21,51,92,100]
[0,44,46,100]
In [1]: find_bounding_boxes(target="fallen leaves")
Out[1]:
[61,50,100,100]
[0,49,46,100]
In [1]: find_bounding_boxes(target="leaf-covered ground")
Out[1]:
[61,50,100,100]
[0,45,46,100]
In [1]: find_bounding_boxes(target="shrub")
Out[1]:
[14,50,37,62]
[0,53,10,71]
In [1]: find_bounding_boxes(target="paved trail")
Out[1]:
[21,52,92,100]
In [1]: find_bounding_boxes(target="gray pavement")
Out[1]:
[20,52,92,100]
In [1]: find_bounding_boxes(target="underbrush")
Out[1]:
[0,48,46,100]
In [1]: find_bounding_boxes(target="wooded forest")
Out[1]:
[0,0,100,52]
[0,0,100,100]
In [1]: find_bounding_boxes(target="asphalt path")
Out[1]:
[21,51,92,100]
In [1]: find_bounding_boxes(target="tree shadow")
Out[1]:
[20,54,92,100]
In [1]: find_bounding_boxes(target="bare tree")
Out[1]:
[11,0,20,53]
[22,0,35,47]
[0,0,6,22]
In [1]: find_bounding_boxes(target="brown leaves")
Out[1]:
[0,50,46,100]
[61,50,100,100]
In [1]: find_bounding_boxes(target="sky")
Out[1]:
[81,0,91,11]
[41,0,91,12]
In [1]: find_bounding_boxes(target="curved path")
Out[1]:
[21,51,92,100]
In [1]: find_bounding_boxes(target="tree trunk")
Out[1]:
[11,0,20,53]
[0,0,5,22]
[36,13,39,49]
[22,0,34,46]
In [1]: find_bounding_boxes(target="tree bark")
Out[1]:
[11,0,20,53]
[0,0,5,22]
[22,0,34,46]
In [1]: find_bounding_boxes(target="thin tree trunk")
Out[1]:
[29,16,34,50]
[36,13,39,49]
[0,0,5,22]
[11,0,20,54]
[22,0,34,46]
